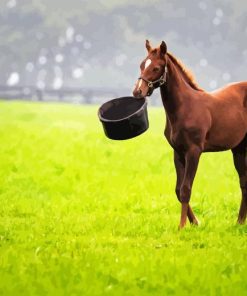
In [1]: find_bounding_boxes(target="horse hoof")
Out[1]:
[178,223,186,230]
[192,218,199,226]
[237,219,245,225]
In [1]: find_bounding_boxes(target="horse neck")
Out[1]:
[160,56,194,121]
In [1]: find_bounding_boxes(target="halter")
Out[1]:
[138,62,168,94]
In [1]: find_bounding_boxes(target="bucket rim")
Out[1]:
[98,96,147,123]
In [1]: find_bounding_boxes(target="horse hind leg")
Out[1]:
[232,136,247,224]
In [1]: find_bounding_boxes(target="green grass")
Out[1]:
[0,100,247,295]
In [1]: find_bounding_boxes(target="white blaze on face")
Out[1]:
[137,59,152,90]
[138,79,143,88]
[144,58,152,69]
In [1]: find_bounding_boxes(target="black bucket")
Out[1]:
[98,96,149,140]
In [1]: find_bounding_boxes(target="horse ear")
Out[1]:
[160,41,167,56]
[146,40,151,52]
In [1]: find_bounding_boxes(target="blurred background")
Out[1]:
[0,0,246,105]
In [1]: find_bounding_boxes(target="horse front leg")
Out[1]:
[179,145,201,229]
[174,151,199,225]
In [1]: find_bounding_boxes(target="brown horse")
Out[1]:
[133,40,247,229]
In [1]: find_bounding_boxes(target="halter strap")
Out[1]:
[138,65,168,89]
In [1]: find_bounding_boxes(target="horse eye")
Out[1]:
[153,67,160,72]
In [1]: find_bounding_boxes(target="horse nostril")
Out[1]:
[133,88,143,98]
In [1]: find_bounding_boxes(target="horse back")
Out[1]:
[210,81,247,106]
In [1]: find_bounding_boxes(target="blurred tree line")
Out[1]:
[0,0,246,95]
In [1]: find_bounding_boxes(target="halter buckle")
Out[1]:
[159,75,165,85]
[159,79,165,86]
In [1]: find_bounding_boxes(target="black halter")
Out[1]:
[138,64,168,95]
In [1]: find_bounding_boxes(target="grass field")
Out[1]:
[0,100,247,295]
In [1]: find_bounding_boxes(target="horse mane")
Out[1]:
[167,52,204,91]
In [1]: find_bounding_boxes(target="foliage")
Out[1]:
[0,101,246,295]
[1,1,247,89]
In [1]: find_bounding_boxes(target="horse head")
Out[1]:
[133,40,168,98]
